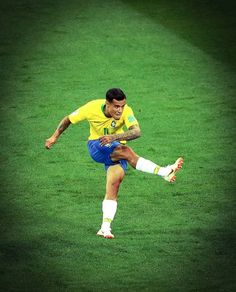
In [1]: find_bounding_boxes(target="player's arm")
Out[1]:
[113,125,141,141]
[45,116,71,149]
[99,125,141,145]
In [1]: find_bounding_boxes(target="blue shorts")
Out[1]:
[87,140,128,171]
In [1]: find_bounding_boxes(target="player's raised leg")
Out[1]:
[97,164,125,239]
[111,145,183,183]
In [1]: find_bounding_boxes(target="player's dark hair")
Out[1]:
[106,88,126,102]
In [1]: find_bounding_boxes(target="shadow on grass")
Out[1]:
[122,0,236,72]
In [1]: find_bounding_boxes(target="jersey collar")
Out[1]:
[101,104,111,118]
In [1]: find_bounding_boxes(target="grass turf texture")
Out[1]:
[0,0,236,291]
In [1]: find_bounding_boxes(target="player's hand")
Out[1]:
[99,135,115,146]
[45,136,57,149]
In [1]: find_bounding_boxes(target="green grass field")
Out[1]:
[1,0,236,291]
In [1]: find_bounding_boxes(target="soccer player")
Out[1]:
[45,88,183,239]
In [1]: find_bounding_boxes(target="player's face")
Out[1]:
[105,99,126,120]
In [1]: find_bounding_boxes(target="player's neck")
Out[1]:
[103,106,112,118]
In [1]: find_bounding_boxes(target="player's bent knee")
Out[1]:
[112,145,138,167]
[115,145,133,157]
[123,146,137,163]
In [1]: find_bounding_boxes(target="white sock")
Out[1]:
[136,157,172,177]
[136,157,158,174]
[101,199,117,231]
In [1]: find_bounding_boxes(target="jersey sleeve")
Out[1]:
[124,106,139,128]
[68,104,89,124]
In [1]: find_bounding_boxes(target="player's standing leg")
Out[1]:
[97,164,125,239]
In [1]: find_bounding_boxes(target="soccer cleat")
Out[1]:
[97,228,114,239]
[163,157,184,183]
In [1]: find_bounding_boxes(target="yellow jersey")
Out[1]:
[68,99,139,140]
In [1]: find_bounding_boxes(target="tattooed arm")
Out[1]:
[45,116,71,149]
[99,125,141,146]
